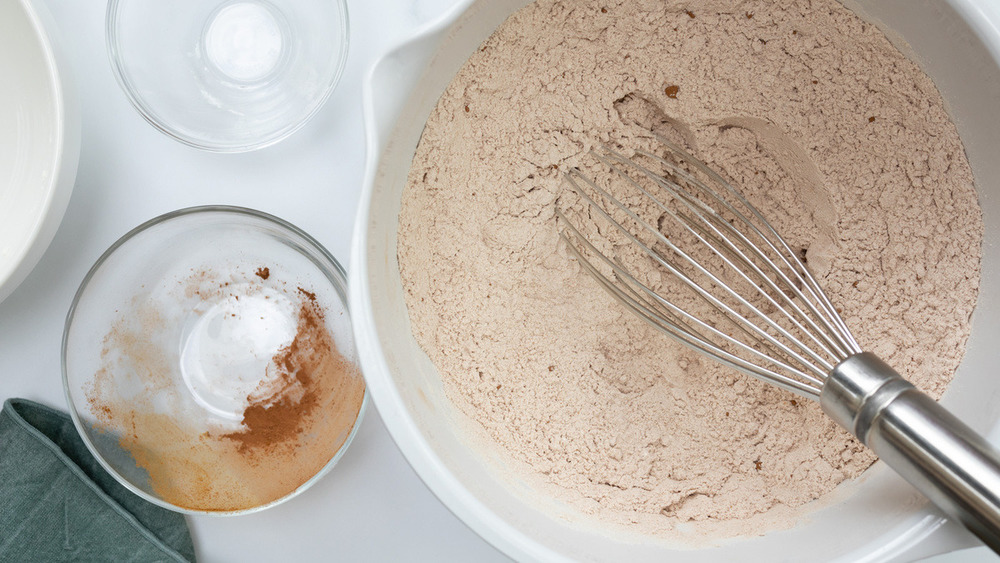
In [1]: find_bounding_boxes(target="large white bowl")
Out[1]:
[351,1,1000,560]
[0,0,80,304]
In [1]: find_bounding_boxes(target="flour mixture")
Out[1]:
[397,0,982,535]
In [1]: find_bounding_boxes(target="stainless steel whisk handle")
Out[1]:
[822,352,1000,551]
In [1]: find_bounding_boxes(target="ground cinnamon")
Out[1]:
[222,293,328,454]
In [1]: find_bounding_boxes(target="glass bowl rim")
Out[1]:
[60,204,368,515]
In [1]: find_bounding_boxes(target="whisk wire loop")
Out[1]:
[647,135,861,355]
[564,168,834,380]
[556,136,863,397]
[621,146,857,361]
[597,149,847,366]
[557,213,824,397]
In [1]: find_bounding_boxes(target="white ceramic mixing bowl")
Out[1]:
[0,0,80,304]
[351,1,1000,560]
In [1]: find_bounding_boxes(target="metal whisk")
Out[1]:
[556,134,1000,551]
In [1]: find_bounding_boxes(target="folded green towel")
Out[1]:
[0,399,195,562]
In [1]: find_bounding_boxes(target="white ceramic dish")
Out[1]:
[351,1,1000,560]
[0,0,80,304]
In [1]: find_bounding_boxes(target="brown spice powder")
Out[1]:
[222,291,325,453]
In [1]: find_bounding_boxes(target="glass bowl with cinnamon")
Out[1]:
[62,206,367,514]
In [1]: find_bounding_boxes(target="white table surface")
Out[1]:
[1,0,996,561]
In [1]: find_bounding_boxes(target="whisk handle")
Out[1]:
[821,352,1000,552]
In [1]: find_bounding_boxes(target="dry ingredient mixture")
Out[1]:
[397,0,983,535]
[87,269,365,512]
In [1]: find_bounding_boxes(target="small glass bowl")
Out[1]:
[106,0,349,152]
[62,206,367,514]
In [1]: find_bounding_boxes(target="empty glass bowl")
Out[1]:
[106,0,349,152]
[62,206,367,514]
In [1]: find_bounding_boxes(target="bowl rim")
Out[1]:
[62,204,369,516]
[0,0,80,304]
[104,0,351,153]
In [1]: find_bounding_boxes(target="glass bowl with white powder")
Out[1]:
[62,206,367,514]
[106,0,348,152]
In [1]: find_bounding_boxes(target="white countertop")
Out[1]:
[0,0,995,561]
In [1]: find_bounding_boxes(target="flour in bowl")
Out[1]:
[397,0,982,536]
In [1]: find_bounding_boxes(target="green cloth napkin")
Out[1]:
[0,399,195,562]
